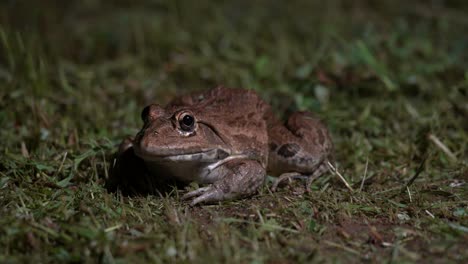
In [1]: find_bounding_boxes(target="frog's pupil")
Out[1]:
[182,115,194,127]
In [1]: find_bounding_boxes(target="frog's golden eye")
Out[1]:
[178,112,196,132]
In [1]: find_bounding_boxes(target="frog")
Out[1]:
[107,87,334,205]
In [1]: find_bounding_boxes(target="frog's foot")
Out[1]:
[271,162,329,192]
[182,159,266,206]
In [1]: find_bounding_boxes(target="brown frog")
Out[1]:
[108,87,333,205]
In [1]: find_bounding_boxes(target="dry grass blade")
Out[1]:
[327,161,354,192]
[428,134,457,161]
[359,156,369,192]
[323,240,360,256]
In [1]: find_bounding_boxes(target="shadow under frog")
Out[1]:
[105,139,187,196]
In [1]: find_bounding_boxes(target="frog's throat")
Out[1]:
[137,147,230,162]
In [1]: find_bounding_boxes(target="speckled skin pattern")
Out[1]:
[110,87,333,205]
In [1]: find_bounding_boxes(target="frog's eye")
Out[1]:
[178,113,195,132]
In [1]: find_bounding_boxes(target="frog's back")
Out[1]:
[170,87,270,116]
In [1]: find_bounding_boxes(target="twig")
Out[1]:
[327,161,354,192]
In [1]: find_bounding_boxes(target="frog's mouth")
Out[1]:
[134,147,231,163]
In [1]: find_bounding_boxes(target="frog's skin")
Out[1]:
[108,87,333,205]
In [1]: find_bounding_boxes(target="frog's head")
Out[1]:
[133,104,230,163]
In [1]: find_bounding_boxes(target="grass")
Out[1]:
[1,0,467,262]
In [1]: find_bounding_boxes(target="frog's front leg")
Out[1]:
[182,159,265,206]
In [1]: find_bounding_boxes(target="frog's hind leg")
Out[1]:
[268,111,334,192]
[271,161,329,192]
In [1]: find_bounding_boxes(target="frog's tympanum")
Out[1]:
[107,87,333,205]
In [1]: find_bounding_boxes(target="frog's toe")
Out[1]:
[190,187,226,206]
[271,172,307,191]
[181,186,211,200]
[182,186,226,206]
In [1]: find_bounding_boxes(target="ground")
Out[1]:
[0,0,467,263]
